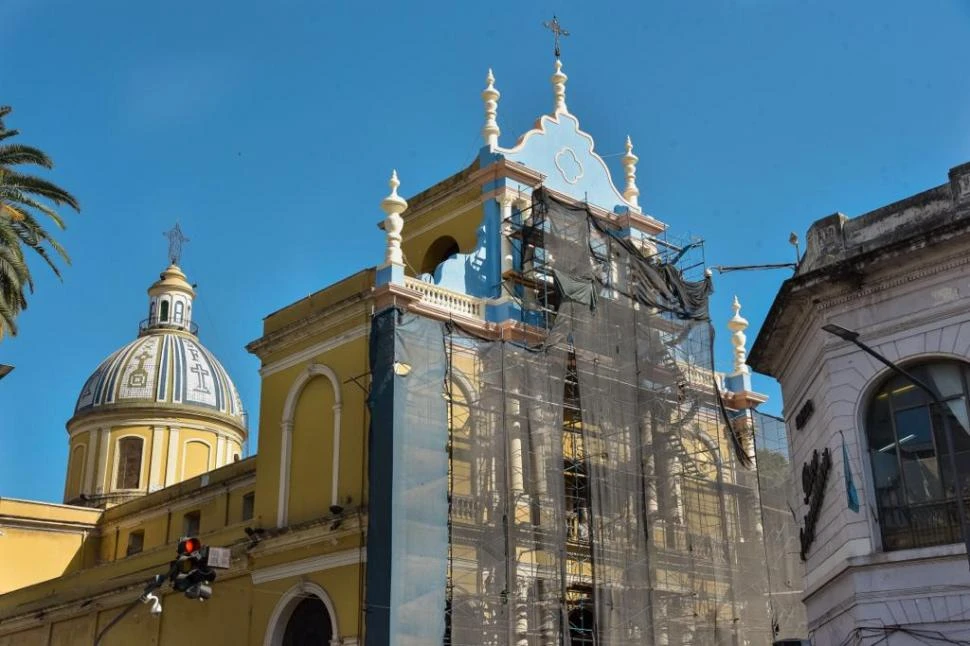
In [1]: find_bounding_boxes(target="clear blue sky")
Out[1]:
[1,0,968,503]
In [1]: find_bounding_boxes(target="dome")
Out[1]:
[73,331,244,421]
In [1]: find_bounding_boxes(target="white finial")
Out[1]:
[551,59,568,115]
[381,170,408,266]
[622,135,640,208]
[728,295,750,375]
[482,68,501,148]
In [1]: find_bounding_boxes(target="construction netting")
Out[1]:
[368,188,806,644]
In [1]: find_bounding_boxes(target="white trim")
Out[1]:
[165,428,180,486]
[262,580,343,646]
[259,324,368,377]
[277,363,343,527]
[252,549,365,585]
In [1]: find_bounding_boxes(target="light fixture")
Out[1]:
[821,323,859,342]
[392,362,412,376]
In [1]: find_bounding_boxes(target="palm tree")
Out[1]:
[0,105,80,337]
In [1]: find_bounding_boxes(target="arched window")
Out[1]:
[866,360,970,551]
[116,437,144,489]
[159,300,170,322]
[281,597,333,646]
[568,597,595,645]
[149,300,156,323]
[421,235,460,275]
[174,301,184,323]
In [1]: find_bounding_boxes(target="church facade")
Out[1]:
[0,59,805,645]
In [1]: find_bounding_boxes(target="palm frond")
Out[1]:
[3,172,80,211]
[0,144,54,168]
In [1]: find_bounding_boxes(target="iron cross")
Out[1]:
[543,15,570,58]
[163,223,189,265]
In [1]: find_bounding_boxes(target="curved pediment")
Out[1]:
[497,112,635,213]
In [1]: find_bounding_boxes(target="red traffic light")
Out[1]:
[178,537,202,556]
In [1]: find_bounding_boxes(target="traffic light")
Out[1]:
[172,536,217,601]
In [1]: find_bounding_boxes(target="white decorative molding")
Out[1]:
[252,549,365,585]
[381,170,408,266]
[728,295,750,375]
[554,147,584,185]
[621,135,640,208]
[482,68,500,148]
[278,363,343,527]
[551,59,568,114]
[403,276,484,319]
[262,580,345,646]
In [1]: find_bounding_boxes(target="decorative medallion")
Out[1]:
[554,147,584,185]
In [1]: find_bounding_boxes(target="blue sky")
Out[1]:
[1,0,968,503]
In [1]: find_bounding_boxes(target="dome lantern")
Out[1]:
[144,263,196,335]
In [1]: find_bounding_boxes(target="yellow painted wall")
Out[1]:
[183,440,211,480]
[65,443,86,501]
[0,526,88,594]
[0,626,46,646]
[253,330,369,530]
[288,376,335,524]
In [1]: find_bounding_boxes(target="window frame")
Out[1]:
[114,436,144,491]
[864,359,970,551]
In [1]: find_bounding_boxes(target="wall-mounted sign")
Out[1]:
[799,447,831,560]
[795,399,815,431]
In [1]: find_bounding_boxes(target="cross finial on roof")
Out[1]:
[162,222,189,265]
[543,15,569,58]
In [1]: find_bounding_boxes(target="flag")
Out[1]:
[842,433,860,513]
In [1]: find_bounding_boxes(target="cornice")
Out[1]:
[247,291,371,361]
[258,323,370,378]
[251,548,366,585]
[67,402,246,436]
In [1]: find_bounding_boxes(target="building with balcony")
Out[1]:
[750,161,970,644]
[0,58,805,645]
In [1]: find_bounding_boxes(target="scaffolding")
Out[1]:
[376,188,805,644]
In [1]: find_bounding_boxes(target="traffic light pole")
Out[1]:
[93,569,172,645]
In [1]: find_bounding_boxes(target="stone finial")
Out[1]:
[622,136,640,208]
[551,59,568,115]
[381,170,408,266]
[482,68,501,148]
[728,295,750,375]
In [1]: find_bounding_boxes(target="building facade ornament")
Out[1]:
[622,135,640,208]
[381,170,408,266]
[482,68,500,148]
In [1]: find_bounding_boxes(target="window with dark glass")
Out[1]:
[242,492,255,521]
[160,300,169,322]
[174,300,184,323]
[865,360,970,550]
[126,529,145,556]
[183,510,201,537]
[115,437,143,489]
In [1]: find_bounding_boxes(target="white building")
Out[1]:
[749,161,970,645]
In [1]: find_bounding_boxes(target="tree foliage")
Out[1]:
[0,105,80,338]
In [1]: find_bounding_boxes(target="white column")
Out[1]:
[331,404,342,508]
[149,426,165,492]
[498,194,514,278]
[165,428,180,486]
